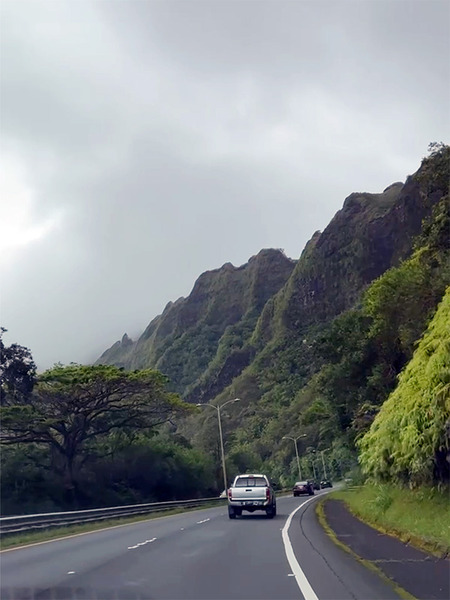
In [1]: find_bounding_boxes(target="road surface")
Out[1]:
[1,492,402,599]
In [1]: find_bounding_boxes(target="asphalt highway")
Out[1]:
[1,492,403,600]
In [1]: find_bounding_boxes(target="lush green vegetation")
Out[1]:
[0,328,36,405]
[2,144,449,517]
[359,288,450,485]
[183,143,450,489]
[330,483,450,555]
[0,361,215,514]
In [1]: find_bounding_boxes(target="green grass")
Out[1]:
[0,501,226,551]
[331,483,450,556]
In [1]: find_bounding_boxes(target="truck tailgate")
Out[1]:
[231,487,266,501]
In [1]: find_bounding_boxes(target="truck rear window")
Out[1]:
[235,477,267,487]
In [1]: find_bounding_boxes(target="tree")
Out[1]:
[0,328,36,406]
[415,142,450,195]
[0,364,192,505]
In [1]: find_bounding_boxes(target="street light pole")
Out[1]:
[282,434,306,481]
[197,398,240,492]
[320,448,332,480]
[216,405,227,493]
[321,450,328,479]
[311,454,317,480]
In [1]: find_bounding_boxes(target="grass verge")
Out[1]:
[330,483,449,557]
[0,501,226,551]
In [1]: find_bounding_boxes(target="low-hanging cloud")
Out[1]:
[1,0,449,370]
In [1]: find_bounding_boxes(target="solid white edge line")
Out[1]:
[282,494,321,600]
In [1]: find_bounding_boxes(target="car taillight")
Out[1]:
[228,488,232,500]
[266,487,270,500]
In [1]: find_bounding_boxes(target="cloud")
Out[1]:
[0,156,62,266]
[1,0,449,370]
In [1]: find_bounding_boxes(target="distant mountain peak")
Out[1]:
[121,333,133,346]
[96,247,296,393]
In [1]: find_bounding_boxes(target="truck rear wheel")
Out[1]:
[266,505,276,519]
[228,507,236,519]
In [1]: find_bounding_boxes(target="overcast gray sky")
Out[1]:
[1,0,449,371]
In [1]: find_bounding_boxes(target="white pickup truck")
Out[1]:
[227,473,277,519]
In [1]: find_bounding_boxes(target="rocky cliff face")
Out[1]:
[96,249,296,394]
[253,173,444,350]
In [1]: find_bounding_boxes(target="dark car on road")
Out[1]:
[293,481,314,496]
[308,479,320,490]
[320,479,333,488]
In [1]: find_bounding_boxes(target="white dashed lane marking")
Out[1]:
[126,513,211,551]
[127,537,157,550]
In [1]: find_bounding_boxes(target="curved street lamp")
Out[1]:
[318,447,335,480]
[282,434,306,481]
[320,448,332,480]
[308,448,318,480]
[197,398,240,492]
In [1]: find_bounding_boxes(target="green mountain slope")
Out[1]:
[97,145,449,486]
[97,249,296,394]
[178,145,450,486]
[213,149,450,485]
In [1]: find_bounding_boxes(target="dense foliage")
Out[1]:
[358,288,450,485]
[0,433,216,514]
[181,144,450,487]
[0,363,216,512]
[0,328,36,406]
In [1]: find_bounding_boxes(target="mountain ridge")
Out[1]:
[96,248,296,394]
[97,153,447,410]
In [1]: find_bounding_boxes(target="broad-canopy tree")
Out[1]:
[0,364,192,502]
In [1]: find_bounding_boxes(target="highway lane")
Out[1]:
[1,492,402,600]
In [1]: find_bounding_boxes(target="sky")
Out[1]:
[1,0,449,371]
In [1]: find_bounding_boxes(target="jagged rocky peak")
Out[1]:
[383,182,403,193]
[269,172,441,340]
[248,248,295,263]
[121,333,133,347]
[300,231,321,259]
[96,331,136,366]
[342,181,404,211]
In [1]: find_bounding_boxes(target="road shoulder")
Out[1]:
[318,498,450,600]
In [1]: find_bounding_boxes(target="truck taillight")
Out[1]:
[266,487,270,500]
[228,488,232,500]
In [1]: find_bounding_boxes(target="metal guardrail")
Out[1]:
[0,497,226,536]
